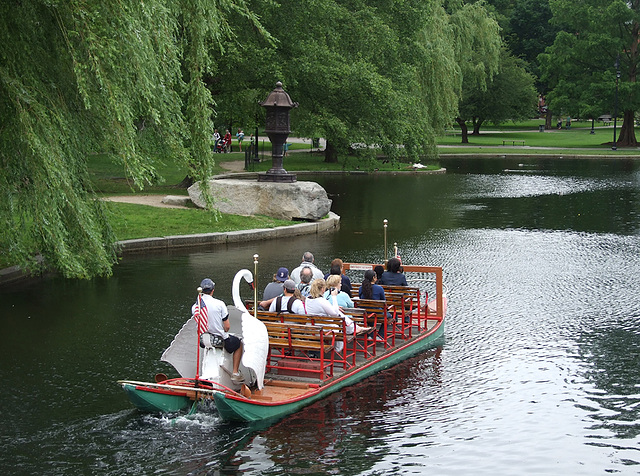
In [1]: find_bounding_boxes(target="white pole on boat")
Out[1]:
[195,286,203,381]
[253,254,259,319]
[383,219,388,264]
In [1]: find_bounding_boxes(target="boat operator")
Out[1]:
[193,278,244,383]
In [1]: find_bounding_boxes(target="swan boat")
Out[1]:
[119,261,446,422]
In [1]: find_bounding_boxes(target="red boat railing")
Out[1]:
[342,263,446,324]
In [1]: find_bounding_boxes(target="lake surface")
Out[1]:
[1,157,639,475]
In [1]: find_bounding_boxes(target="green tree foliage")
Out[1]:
[447,0,502,141]
[0,0,261,278]
[240,0,462,163]
[540,0,640,145]
[459,49,538,136]
[0,0,512,278]
[506,0,557,71]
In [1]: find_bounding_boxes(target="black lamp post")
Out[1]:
[612,56,621,151]
[258,81,298,183]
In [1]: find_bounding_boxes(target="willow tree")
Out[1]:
[0,0,263,278]
[459,49,538,136]
[241,0,463,164]
[540,0,640,146]
[447,0,502,143]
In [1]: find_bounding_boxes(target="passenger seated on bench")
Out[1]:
[374,265,384,281]
[379,257,408,286]
[291,251,324,284]
[269,279,306,314]
[258,267,288,310]
[263,267,288,301]
[359,269,385,300]
[323,258,352,294]
[306,279,371,340]
[296,266,314,298]
[323,274,354,309]
[359,269,391,338]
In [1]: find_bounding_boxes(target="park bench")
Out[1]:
[598,115,612,125]
[350,283,425,335]
[502,140,525,146]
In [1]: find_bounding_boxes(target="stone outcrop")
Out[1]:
[161,195,191,207]
[188,179,332,220]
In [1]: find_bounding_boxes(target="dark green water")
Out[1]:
[1,157,639,475]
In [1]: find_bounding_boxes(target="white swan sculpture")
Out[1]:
[232,269,269,390]
[160,269,269,390]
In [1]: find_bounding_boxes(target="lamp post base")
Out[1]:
[258,172,297,183]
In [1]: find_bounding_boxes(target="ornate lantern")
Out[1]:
[258,81,299,182]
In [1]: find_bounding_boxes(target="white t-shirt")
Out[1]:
[305,294,354,334]
[290,262,324,284]
[304,295,340,317]
[192,293,229,339]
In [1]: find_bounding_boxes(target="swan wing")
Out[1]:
[160,317,198,379]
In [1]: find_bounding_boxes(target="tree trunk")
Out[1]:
[175,175,194,188]
[455,117,469,143]
[471,117,483,135]
[324,141,339,163]
[545,109,552,130]
[617,109,638,146]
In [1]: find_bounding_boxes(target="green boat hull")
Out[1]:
[213,320,444,422]
[122,383,192,413]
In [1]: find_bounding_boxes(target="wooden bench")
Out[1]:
[255,311,365,369]
[262,321,335,379]
[351,298,391,355]
[381,285,425,333]
[502,140,525,146]
[351,284,425,336]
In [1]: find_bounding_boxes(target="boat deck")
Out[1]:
[246,316,441,403]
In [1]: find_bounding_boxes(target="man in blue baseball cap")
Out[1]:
[192,277,244,383]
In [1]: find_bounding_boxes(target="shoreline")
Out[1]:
[2,169,449,287]
[0,212,341,287]
[439,153,640,159]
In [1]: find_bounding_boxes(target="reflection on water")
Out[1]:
[1,158,640,474]
[233,348,443,474]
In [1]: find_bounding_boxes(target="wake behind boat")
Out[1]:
[119,258,447,422]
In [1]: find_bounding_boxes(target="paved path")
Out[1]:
[102,195,190,209]
[219,160,245,172]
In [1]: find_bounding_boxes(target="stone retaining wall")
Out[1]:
[118,211,340,254]
[0,212,340,286]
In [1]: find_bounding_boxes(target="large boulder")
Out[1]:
[188,179,332,220]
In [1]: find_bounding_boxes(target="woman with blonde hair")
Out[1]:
[306,279,370,337]
[323,274,354,309]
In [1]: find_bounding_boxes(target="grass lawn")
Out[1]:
[106,202,295,240]
[438,119,640,155]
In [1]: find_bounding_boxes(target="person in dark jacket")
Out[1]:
[379,257,408,286]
